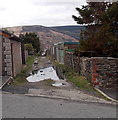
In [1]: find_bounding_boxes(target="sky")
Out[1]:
[0,0,87,27]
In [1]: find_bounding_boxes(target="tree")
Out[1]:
[19,32,40,53]
[72,2,118,57]
[24,43,34,54]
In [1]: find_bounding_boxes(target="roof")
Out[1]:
[0,30,22,42]
[54,42,64,46]
[65,49,75,52]
[64,42,80,45]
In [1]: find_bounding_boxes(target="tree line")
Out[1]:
[19,32,40,54]
[72,2,118,57]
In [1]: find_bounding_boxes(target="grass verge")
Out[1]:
[13,56,35,85]
[53,61,93,91]
[54,62,110,101]
[67,74,94,91]
[65,67,94,91]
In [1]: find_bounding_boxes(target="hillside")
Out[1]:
[6,25,84,49]
[50,25,85,40]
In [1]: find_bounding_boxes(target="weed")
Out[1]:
[13,56,35,85]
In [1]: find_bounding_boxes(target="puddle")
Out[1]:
[26,67,60,82]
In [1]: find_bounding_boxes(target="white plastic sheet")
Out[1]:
[26,67,59,82]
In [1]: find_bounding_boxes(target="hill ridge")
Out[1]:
[6,25,84,49]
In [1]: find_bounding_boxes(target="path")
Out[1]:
[2,57,117,104]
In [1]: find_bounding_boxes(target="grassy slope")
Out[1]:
[13,56,35,85]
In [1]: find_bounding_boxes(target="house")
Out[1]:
[64,42,80,54]
[52,42,64,64]
[50,42,80,64]
[0,30,25,78]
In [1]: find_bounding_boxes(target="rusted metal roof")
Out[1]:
[0,30,22,42]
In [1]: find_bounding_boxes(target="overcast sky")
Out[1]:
[0,0,87,27]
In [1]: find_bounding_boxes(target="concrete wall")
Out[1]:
[0,36,2,76]
[52,43,64,64]
[25,50,28,62]
[11,40,22,77]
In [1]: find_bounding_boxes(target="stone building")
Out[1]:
[0,30,25,77]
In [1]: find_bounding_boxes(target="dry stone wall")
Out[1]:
[80,57,92,82]
[64,53,80,72]
[64,53,118,89]
[91,57,118,88]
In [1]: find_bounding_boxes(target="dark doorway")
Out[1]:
[11,43,14,77]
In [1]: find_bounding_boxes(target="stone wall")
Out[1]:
[55,65,65,79]
[2,37,12,76]
[64,53,80,72]
[64,54,118,89]
[80,57,92,82]
[80,57,118,88]
[91,57,118,88]
[64,53,74,70]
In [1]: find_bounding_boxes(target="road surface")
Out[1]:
[2,93,117,118]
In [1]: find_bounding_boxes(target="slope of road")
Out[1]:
[2,93,117,118]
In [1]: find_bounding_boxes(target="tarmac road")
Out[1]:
[2,93,117,118]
